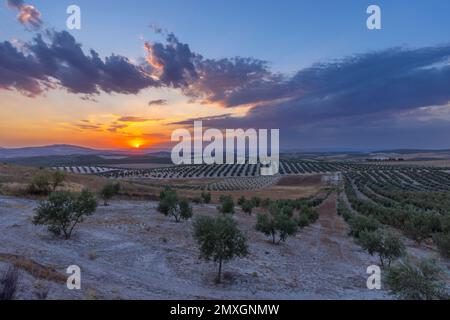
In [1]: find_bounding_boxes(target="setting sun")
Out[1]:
[128,139,145,149]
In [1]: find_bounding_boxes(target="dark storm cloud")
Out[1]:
[144,34,450,124]
[0,30,159,96]
[144,33,277,106]
[144,33,199,88]
[170,113,233,126]
[175,45,450,132]
[0,40,48,96]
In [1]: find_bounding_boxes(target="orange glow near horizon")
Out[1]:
[128,138,146,149]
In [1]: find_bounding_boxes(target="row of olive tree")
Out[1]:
[338,196,448,299]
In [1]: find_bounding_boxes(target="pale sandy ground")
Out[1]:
[0,194,393,300]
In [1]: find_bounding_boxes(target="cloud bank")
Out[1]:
[2,14,450,148]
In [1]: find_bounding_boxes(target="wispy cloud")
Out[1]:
[148,99,168,106]
[117,116,151,123]
[107,123,128,133]
[6,0,43,29]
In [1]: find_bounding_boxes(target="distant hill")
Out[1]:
[0,144,112,159]
[372,149,450,154]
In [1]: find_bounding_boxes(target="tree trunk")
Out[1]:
[217,259,223,284]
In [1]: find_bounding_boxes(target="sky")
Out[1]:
[1,0,450,150]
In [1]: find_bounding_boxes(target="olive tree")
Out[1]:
[33,189,98,239]
[193,215,248,283]
[201,192,211,204]
[217,195,235,215]
[51,170,66,191]
[100,182,121,206]
[27,171,51,195]
[403,212,441,244]
[241,200,254,215]
[157,187,193,222]
[358,229,405,268]
[255,203,298,244]
[385,259,448,300]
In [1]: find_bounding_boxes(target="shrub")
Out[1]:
[217,195,235,215]
[348,215,380,238]
[33,189,98,239]
[27,171,51,195]
[100,182,120,206]
[193,215,248,283]
[358,229,405,268]
[0,266,19,300]
[433,232,450,258]
[385,259,448,300]
[241,200,254,215]
[256,204,298,244]
[201,192,211,204]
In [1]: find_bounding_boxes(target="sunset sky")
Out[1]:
[1,0,450,150]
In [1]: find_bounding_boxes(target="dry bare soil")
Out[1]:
[0,192,390,300]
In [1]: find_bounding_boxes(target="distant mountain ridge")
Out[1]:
[0,144,113,159]
[2,144,450,160]
[0,144,172,159]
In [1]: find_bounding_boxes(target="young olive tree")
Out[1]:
[100,182,121,206]
[201,192,211,204]
[33,189,98,239]
[193,215,248,283]
[51,170,66,191]
[241,200,254,215]
[255,203,298,244]
[157,187,193,222]
[358,229,405,268]
[217,195,235,215]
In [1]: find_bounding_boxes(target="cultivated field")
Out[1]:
[1,159,449,300]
